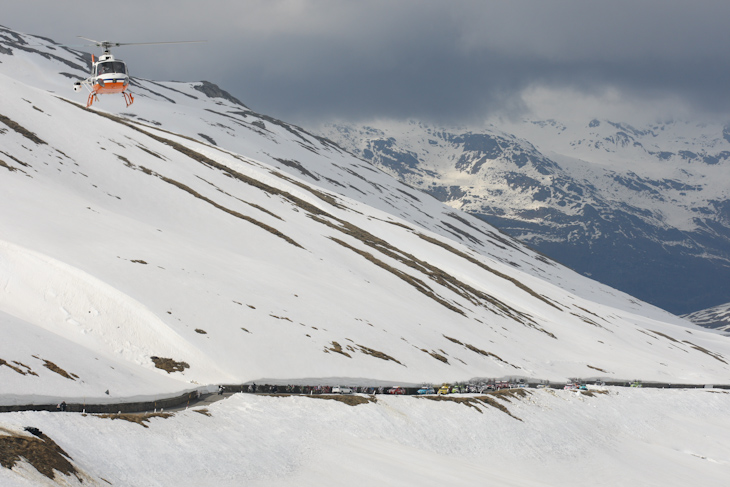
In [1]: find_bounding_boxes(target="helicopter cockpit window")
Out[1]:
[96,62,128,76]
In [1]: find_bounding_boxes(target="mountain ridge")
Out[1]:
[1,27,729,407]
[318,118,730,314]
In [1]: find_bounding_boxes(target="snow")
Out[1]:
[2,389,730,486]
[1,27,730,486]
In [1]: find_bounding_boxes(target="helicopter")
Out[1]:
[72,37,205,108]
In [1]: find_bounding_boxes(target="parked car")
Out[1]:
[388,386,406,395]
[479,384,496,393]
[332,386,352,394]
[417,386,435,395]
[437,384,451,395]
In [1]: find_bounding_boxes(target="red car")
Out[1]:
[388,387,406,395]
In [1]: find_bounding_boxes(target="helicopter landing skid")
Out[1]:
[86,93,99,108]
[123,91,134,107]
[84,92,133,108]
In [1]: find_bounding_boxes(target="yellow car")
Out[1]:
[437,384,450,395]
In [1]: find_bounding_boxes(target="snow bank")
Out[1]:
[1,388,728,486]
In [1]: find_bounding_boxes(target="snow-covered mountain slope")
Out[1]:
[1,27,729,405]
[684,302,730,334]
[2,388,730,487]
[318,118,730,315]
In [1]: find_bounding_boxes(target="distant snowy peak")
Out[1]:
[512,118,730,167]
[683,302,730,333]
[318,118,730,315]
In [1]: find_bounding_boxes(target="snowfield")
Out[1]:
[1,27,729,486]
[1,389,729,487]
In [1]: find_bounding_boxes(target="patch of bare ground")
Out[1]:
[111,152,304,249]
[0,159,19,172]
[587,365,609,373]
[0,428,81,482]
[356,344,404,365]
[0,113,47,145]
[570,312,607,330]
[0,150,32,170]
[442,336,520,369]
[150,356,190,373]
[325,341,352,358]
[682,340,728,364]
[415,232,562,312]
[417,394,524,421]
[649,330,680,343]
[94,412,174,428]
[0,359,30,375]
[157,174,304,249]
[193,408,212,416]
[264,394,376,406]
[31,357,75,380]
[579,390,609,397]
[328,237,465,316]
[490,388,530,401]
[322,219,555,338]
[421,349,449,363]
[12,361,38,376]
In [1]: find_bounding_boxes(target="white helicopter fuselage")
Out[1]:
[74,53,133,107]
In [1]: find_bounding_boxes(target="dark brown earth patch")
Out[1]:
[579,390,609,397]
[0,359,27,375]
[649,330,680,343]
[587,365,608,373]
[33,358,75,381]
[264,394,376,406]
[150,356,190,374]
[442,336,520,368]
[0,113,47,145]
[0,428,81,482]
[416,394,523,420]
[682,340,728,364]
[158,174,304,249]
[325,341,352,358]
[94,412,173,428]
[415,232,562,312]
[356,344,403,365]
[421,349,449,364]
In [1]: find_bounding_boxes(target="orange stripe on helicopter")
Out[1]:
[93,81,128,95]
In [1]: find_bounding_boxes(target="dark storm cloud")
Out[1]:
[5,0,730,125]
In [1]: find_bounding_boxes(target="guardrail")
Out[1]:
[0,390,202,414]
[1,382,727,415]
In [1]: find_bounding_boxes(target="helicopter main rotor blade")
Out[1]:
[77,36,103,45]
[114,40,207,46]
[77,37,205,48]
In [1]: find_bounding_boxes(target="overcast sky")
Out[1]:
[5,0,730,127]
